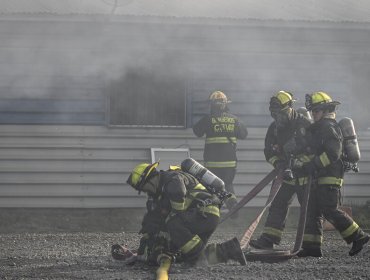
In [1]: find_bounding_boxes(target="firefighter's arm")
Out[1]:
[264,124,285,169]
[164,176,187,213]
[192,116,208,137]
[236,119,248,140]
[139,208,166,235]
[314,124,342,169]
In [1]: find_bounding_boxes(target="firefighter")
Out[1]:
[296,91,369,257]
[249,91,312,249]
[125,162,247,266]
[192,91,248,214]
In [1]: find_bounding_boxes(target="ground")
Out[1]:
[1,229,369,280]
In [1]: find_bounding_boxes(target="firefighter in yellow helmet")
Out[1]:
[250,90,313,249]
[192,91,248,216]
[296,91,369,257]
[123,161,247,266]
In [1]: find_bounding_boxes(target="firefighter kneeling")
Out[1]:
[117,161,246,267]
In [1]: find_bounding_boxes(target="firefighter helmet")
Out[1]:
[305,91,340,111]
[126,162,159,192]
[269,91,295,112]
[209,91,231,104]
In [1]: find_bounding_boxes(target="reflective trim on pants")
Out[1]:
[204,161,237,168]
[180,234,202,255]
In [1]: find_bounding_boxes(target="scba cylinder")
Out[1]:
[338,117,361,163]
[181,158,225,192]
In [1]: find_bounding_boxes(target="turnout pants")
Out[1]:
[302,184,366,249]
[166,207,219,263]
[260,182,306,244]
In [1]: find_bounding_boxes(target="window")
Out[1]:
[109,68,186,127]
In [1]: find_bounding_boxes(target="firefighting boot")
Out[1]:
[249,236,274,250]
[219,237,247,265]
[297,247,323,258]
[349,234,370,256]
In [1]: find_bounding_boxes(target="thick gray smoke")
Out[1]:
[2,2,370,129]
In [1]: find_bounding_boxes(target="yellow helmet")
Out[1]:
[305,91,340,111]
[126,162,159,191]
[269,90,295,112]
[209,91,231,104]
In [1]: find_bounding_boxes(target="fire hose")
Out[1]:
[220,169,312,262]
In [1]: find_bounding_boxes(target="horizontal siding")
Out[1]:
[0,98,106,124]
[0,125,369,208]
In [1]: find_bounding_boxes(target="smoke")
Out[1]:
[2,11,370,129]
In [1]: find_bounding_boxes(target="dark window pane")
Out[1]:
[109,68,186,127]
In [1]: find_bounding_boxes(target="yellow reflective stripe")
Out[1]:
[183,197,193,209]
[169,165,181,171]
[194,183,206,190]
[341,222,359,239]
[170,200,185,211]
[204,161,236,168]
[263,227,283,238]
[299,177,309,185]
[180,235,202,254]
[284,177,309,186]
[201,205,220,217]
[205,137,236,144]
[268,156,279,166]
[297,154,314,162]
[319,152,331,167]
[318,177,343,186]
[303,234,323,244]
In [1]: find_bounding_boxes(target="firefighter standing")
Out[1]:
[125,162,247,266]
[192,91,248,212]
[296,91,369,257]
[250,91,313,249]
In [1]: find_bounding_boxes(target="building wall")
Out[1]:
[0,125,369,207]
[0,17,370,128]
[0,16,370,207]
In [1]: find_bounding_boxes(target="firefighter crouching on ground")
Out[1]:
[193,91,248,214]
[125,162,247,266]
[295,91,369,257]
[249,91,313,249]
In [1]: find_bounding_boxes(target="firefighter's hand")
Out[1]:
[283,137,297,154]
[291,158,304,169]
[140,212,165,234]
[273,160,286,170]
[301,161,317,175]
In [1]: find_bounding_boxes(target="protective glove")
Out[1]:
[273,160,286,170]
[283,137,297,154]
[139,211,166,234]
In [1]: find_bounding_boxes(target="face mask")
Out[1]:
[272,107,291,128]
[141,175,160,195]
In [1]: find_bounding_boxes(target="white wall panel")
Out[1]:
[0,125,369,208]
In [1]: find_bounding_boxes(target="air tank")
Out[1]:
[296,107,312,122]
[181,158,225,192]
[338,117,361,163]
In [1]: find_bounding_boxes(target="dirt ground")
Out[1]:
[1,228,369,280]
